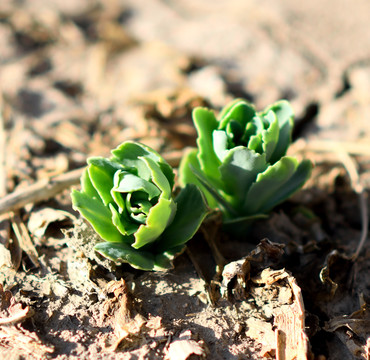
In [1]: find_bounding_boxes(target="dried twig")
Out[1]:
[0,167,84,216]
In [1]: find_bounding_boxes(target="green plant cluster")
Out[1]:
[71,142,208,271]
[71,99,312,271]
[179,99,312,232]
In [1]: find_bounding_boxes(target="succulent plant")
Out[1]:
[71,141,208,271]
[179,99,312,231]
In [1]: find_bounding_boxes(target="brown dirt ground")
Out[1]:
[0,1,370,359]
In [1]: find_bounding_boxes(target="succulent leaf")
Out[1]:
[218,99,255,128]
[243,156,312,215]
[94,242,155,270]
[212,130,229,161]
[71,188,122,242]
[112,171,160,200]
[193,107,222,186]
[219,147,267,208]
[87,158,121,206]
[81,166,100,199]
[179,148,218,209]
[261,100,294,163]
[244,158,312,214]
[261,112,279,162]
[109,203,138,238]
[158,184,209,250]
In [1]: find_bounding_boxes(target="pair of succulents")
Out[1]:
[71,99,312,271]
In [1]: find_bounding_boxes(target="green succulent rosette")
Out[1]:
[71,141,208,271]
[179,99,312,231]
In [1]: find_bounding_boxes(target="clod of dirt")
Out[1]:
[65,217,117,272]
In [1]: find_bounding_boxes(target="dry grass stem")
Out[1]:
[0,168,84,216]
[337,152,368,261]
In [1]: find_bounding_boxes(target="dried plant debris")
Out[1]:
[324,303,370,360]
[27,207,75,244]
[220,243,310,359]
[0,284,33,325]
[0,284,53,359]
[65,217,118,273]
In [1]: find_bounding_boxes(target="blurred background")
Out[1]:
[1,0,370,190]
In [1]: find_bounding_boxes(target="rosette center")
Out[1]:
[125,191,159,223]
[112,170,161,224]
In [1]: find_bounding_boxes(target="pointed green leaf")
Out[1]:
[142,156,172,198]
[94,242,155,270]
[212,130,229,161]
[223,213,269,235]
[261,100,294,163]
[71,189,122,242]
[261,111,279,163]
[111,185,125,211]
[223,213,269,224]
[87,158,121,206]
[191,165,237,217]
[81,167,100,199]
[255,159,312,213]
[192,107,222,185]
[158,185,209,250]
[219,147,268,208]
